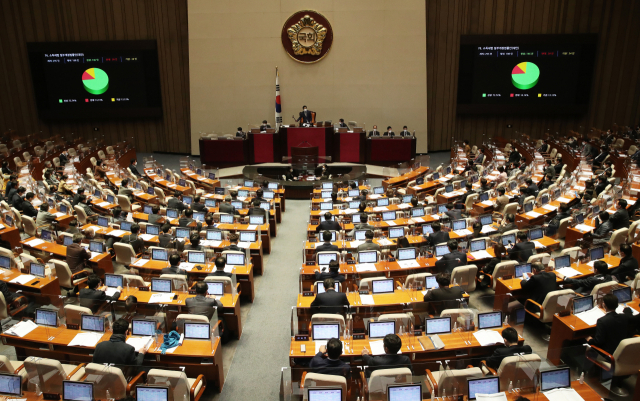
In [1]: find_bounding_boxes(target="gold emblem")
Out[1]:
[287,15,327,56]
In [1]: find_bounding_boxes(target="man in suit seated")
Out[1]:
[427,222,450,247]
[93,318,144,368]
[357,230,381,252]
[519,262,557,312]
[348,214,375,236]
[494,187,510,215]
[592,145,609,167]
[235,127,246,138]
[316,230,339,252]
[445,203,462,221]
[66,233,91,274]
[610,198,630,229]
[310,338,351,378]
[473,149,486,164]
[508,148,521,165]
[168,191,186,212]
[316,212,341,233]
[185,281,229,343]
[435,240,467,273]
[161,254,187,276]
[554,159,563,175]
[497,213,517,234]
[219,195,237,216]
[538,140,550,153]
[185,233,204,251]
[338,119,348,128]
[79,274,122,313]
[593,210,614,240]
[310,278,349,315]
[314,260,345,283]
[594,176,608,197]
[129,159,142,177]
[520,178,539,203]
[507,231,535,262]
[72,188,85,207]
[248,198,268,221]
[20,192,38,218]
[384,126,395,137]
[610,244,638,282]
[368,125,381,137]
[486,327,532,370]
[361,334,412,377]
[544,203,571,237]
[179,209,202,231]
[259,120,271,131]
[459,182,475,206]
[223,233,242,252]
[36,203,57,227]
[117,179,134,202]
[148,205,164,226]
[399,126,411,137]
[77,195,98,222]
[539,174,553,190]
[559,260,612,294]
[191,195,207,212]
[158,224,174,248]
[544,159,555,179]
[121,223,145,254]
[208,256,233,278]
[423,273,464,303]
[296,105,313,125]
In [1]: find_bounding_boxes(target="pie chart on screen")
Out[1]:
[511,62,539,90]
[82,68,109,95]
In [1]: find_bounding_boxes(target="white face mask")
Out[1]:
[303,109,307,111]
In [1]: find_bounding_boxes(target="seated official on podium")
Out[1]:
[260,120,271,131]
[384,126,395,137]
[338,119,348,128]
[368,125,381,137]
[399,126,411,137]
[236,127,246,138]
[295,105,313,126]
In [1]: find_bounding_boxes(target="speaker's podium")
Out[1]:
[278,125,334,163]
[284,144,331,172]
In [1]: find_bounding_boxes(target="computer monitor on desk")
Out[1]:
[572,295,594,314]
[151,278,172,293]
[207,282,225,296]
[477,311,502,329]
[368,321,395,339]
[358,251,378,264]
[435,245,450,257]
[426,317,451,335]
[312,323,340,341]
[307,388,342,401]
[81,315,105,333]
[371,279,394,294]
[468,377,499,400]
[387,384,422,401]
[35,308,58,327]
[63,381,93,401]
[0,373,22,397]
[184,322,211,340]
[132,320,156,337]
[152,249,168,261]
[540,368,571,391]
[397,248,416,261]
[137,386,169,401]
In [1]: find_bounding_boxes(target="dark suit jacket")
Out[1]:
[148,214,164,226]
[383,131,395,137]
[368,130,381,137]
[316,220,342,233]
[219,202,237,215]
[158,233,174,248]
[298,110,312,124]
[435,251,467,274]
[192,203,207,213]
[0,281,16,303]
[168,198,186,212]
[445,209,462,221]
[595,183,608,196]
[362,354,412,378]
[161,266,187,276]
[428,231,450,247]
[310,289,350,314]
[521,272,557,305]
[208,270,233,278]
[66,243,91,273]
[93,334,140,366]
[508,241,535,262]
[310,352,351,378]
[423,286,464,302]
[487,345,533,370]
[610,208,630,229]
[588,311,630,355]
[316,242,339,252]
[564,274,613,293]
[129,164,142,177]
[122,234,145,254]
[79,287,121,313]
[593,220,613,238]
[554,164,562,175]
[185,294,223,321]
[314,271,345,283]
[508,152,521,164]
[260,124,271,131]
[498,222,517,234]
[223,244,242,252]
[20,200,37,217]
[178,217,201,231]
[400,130,411,137]
[611,256,638,281]
[235,131,246,138]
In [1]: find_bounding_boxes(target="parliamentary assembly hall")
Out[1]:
[2,0,640,400]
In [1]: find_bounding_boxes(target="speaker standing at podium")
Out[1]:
[295,105,313,125]
[369,125,381,137]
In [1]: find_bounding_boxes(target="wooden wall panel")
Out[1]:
[427,0,640,152]
[0,0,190,153]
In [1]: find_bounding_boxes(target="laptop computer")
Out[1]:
[81,315,105,333]
[312,323,340,340]
[226,253,245,266]
[30,262,46,278]
[152,248,168,261]
[358,251,378,264]
[397,248,417,261]
[572,295,594,314]
[131,320,156,337]
[426,317,451,335]
[188,251,206,264]
[146,225,160,236]
[371,279,394,294]
[368,321,395,339]
[35,308,58,327]
[206,282,225,296]
[540,368,571,391]
[184,322,211,340]
[150,278,172,293]
[63,381,93,401]
[0,373,22,397]
[468,377,499,400]
[477,311,502,329]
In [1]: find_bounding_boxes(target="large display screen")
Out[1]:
[27,40,162,119]
[457,34,597,114]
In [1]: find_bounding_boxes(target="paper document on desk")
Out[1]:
[104,287,119,297]
[616,305,639,315]
[349,240,364,248]
[543,387,586,401]
[97,202,111,207]
[574,224,594,232]
[90,252,102,260]
[179,262,196,271]
[470,250,493,260]
[247,225,258,230]
[355,263,377,272]
[25,239,45,247]
[139,234,155,241]
[53,212,66,217]
[481,200,493,206]
[575,307,605,326]
[398,260,421,269]
[5,320,37,337]
[237,242,251,249]
[454,229,473,236]
[412,217,425,223]
[533,241,546,249]
[542,204,558,211]
[165,333,185,353]
[0,224,4,230]
[481,225,496,234]
[556,197,571,203]
[473,330,504,346]
[430,215,440,220]
[314,340,327,354]
[526,211,542,218]
[369,194,381,199]
[344,208,358,214]
[628,199,636,205]
[475,392,508,401]
[223,265,238,273]
[126,337,154,352]
[378,238,393,246]
[201,240,222,247]
[413,186,422,190]
[68,332,103,348]
[555,267,582,278]
[372,206,388,212]
[386,221,397,226]
[10,275,36,285]
[133,259,148,267]
[359,295,375,305]
[148,293,175,303]
[586,260,613,268]
[397,204,411,209]
[109,230,127,237]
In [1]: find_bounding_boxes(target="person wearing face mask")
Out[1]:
[296,105,313,125]
[368,125,381,137]
[384,126,395,137]
[400,126,411,137]
[259,120,271,131]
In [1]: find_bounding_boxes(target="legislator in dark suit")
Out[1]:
[66,243,91,273]
[314,270,345,283]
[610,254,638,282]
[310,289,350,314]
[357,240,381,252]
[118,187,134,201]
[383,131,395,137]
[315,220,341,233]
[185,294,223,321]
[508,151,521,164]
[219,202,237,216]
[445,209,462,221]
[435,251,467,274]
[168,197,186,212]
[423,286,464,303]
[121,234,145,254]
[93,334,142,366]
[362,353,412,378]
[298,109,313,124]
[158,232,174,248]
[428,231,450,247]
[520,272,557,310]
[368,129,381,137]
[20,200,37,218]
[508,241,535,263]
[260,124,271,131]
[310,352,351,378]
[79,287,121,313]
[161,266,187,276]
[610,208,630,229]
[148,214,164,226]
[588,311,630,354]
[486,344,533,370]
[192,202,207,213]
[316,242,339,252]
